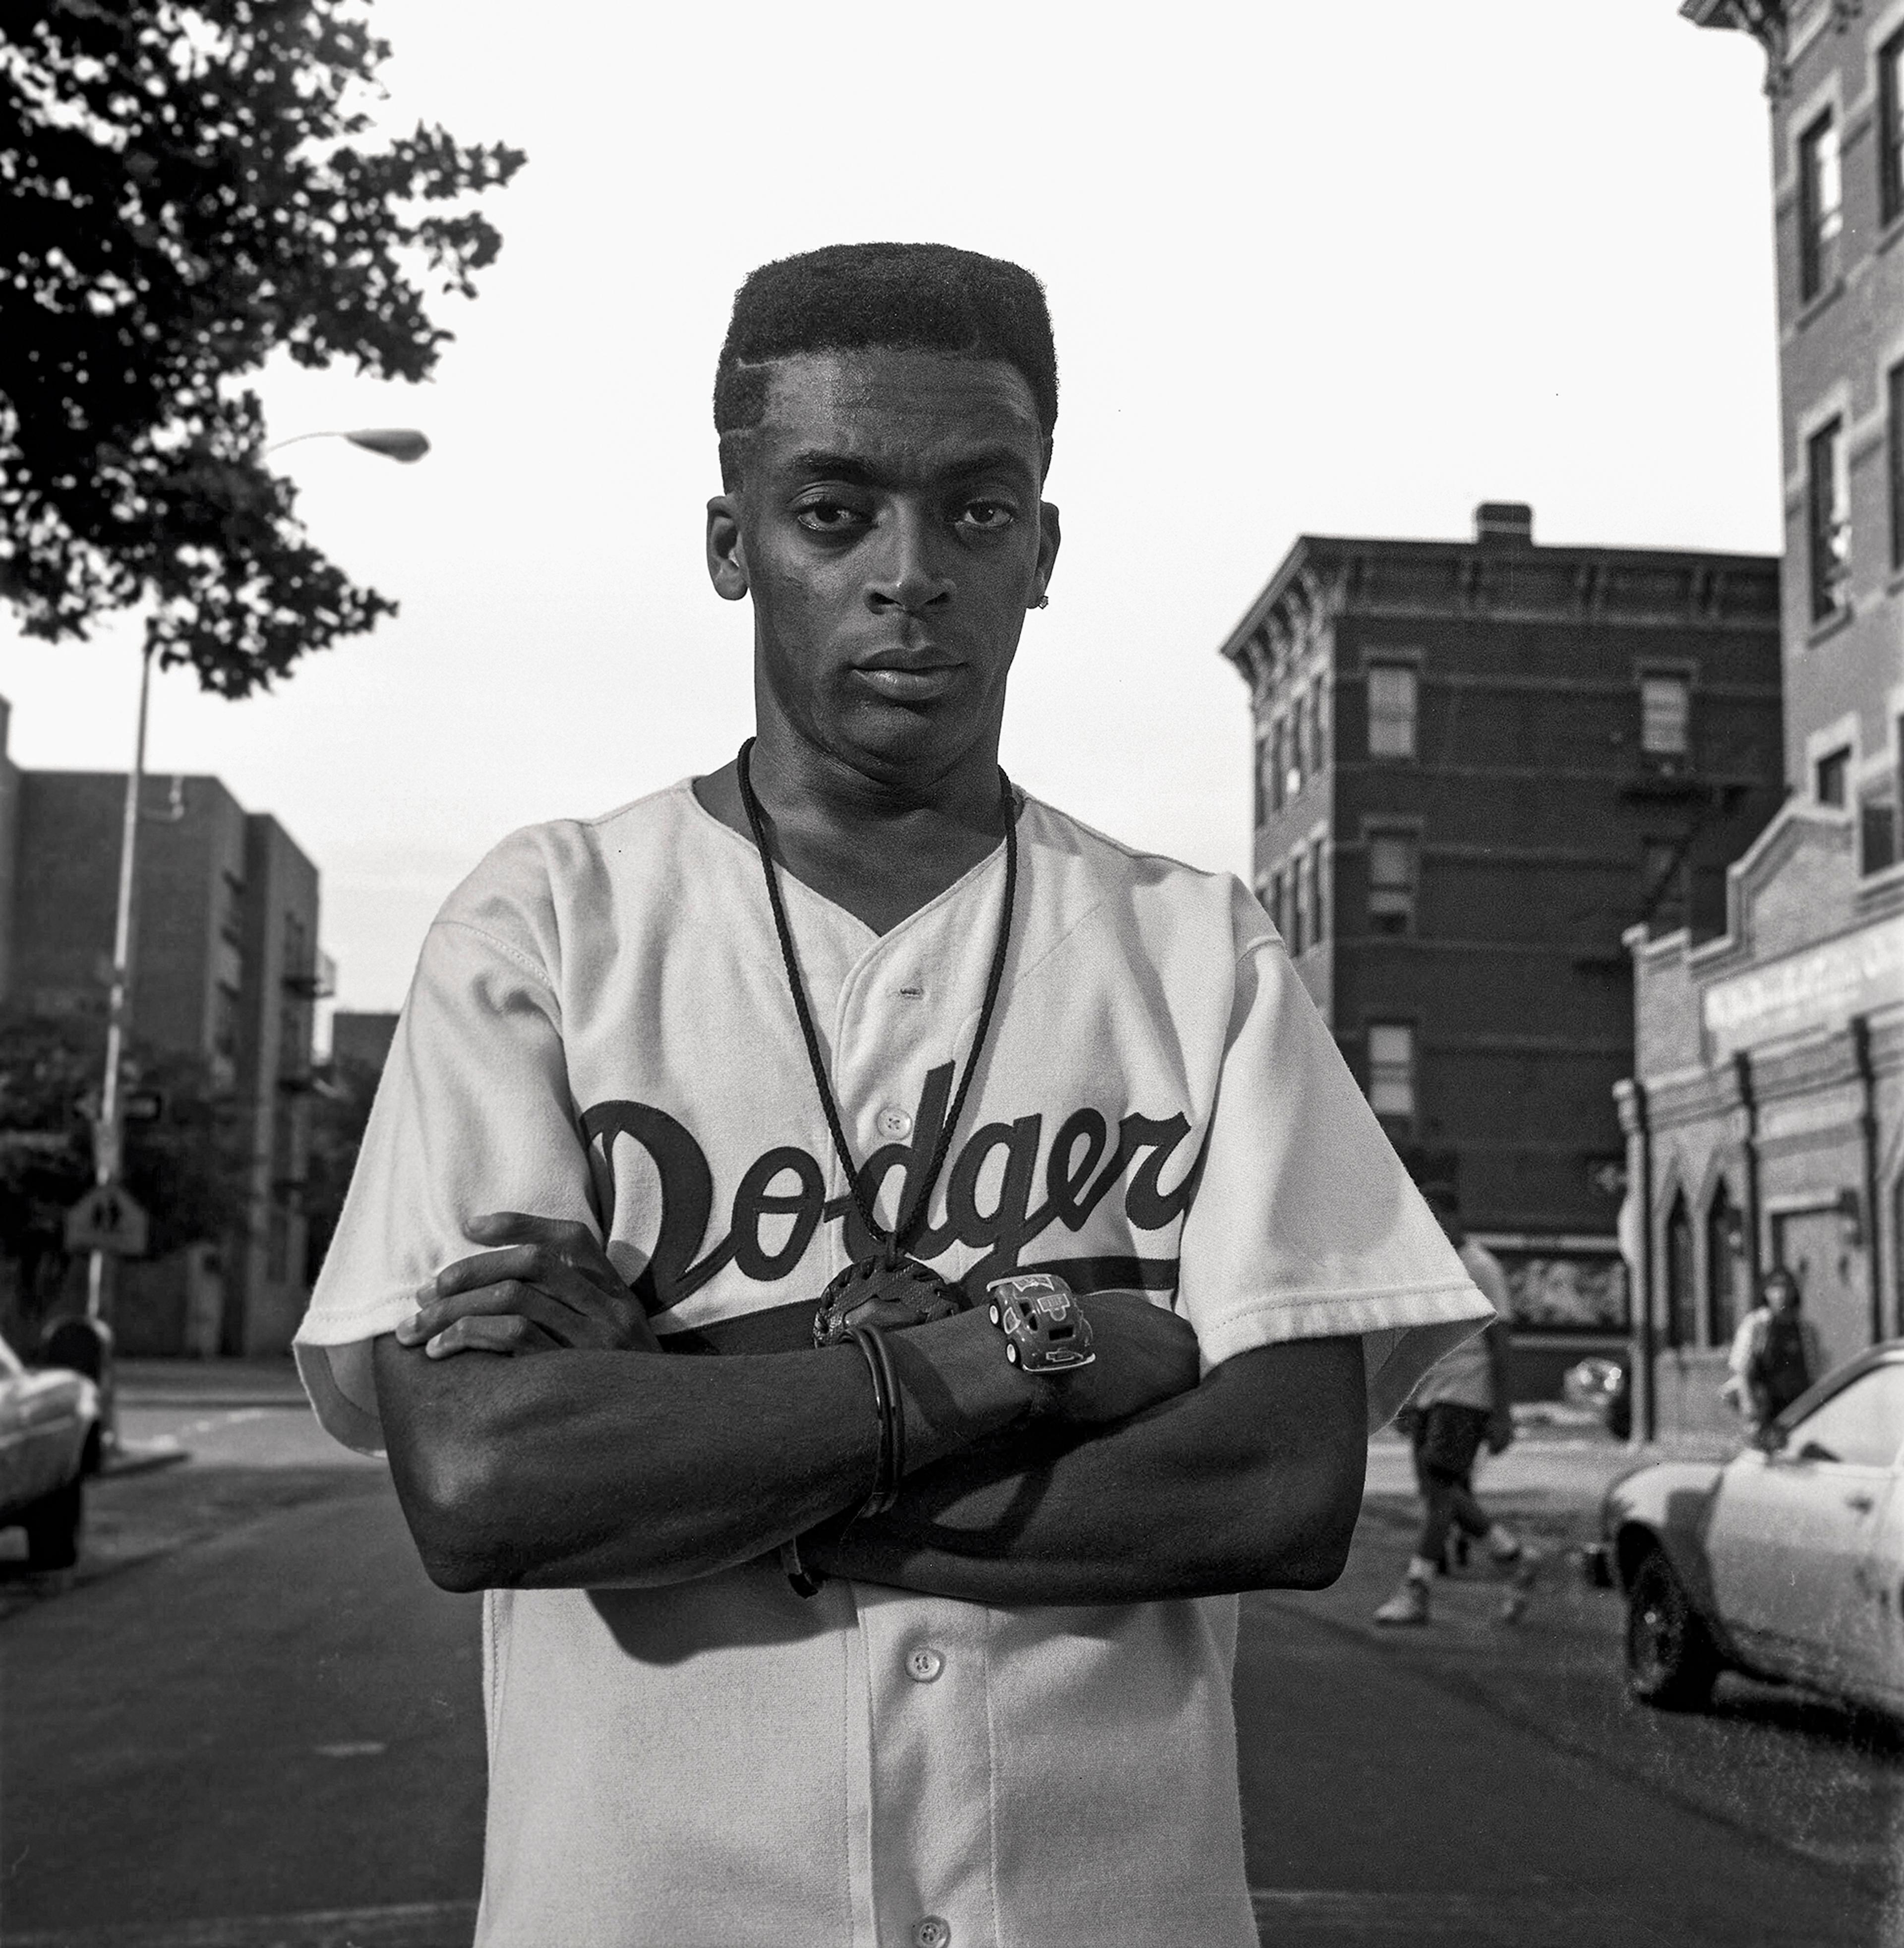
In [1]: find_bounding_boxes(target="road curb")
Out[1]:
[100,1442,191,1479]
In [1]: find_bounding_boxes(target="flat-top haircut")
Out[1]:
[714,242,1058,487]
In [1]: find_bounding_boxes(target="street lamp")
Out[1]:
[85,426,430,1360]
[265,427,431,463]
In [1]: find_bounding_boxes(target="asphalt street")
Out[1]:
[1,1383,1899,1948]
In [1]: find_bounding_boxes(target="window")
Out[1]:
[1367,831,1418,933]
[1706,1186,1744,1345]
[1643,839,1688,937]
[1290,849,1309,956]
[1889,361,1904,572]
[1253,730,1270,828]
[1786,1363,1904,1467]
[220,872,245,948]
[1815,746,1849,806]
[1639,675,1690,759]
[1861,796,1900,875]
[213,983,240,1062]
[1664,1193,1695,1349]
[1311,843,1327,944]
[1366,1023,1415,1121]
[1881,29,1904,228]
[1807,418,1850,621]
[1310,681,1329,777]
[1287,695,1307,800]
[1268,719,1287,812]
[1269,868,1287,941]
[1798,109,1843,300]
[1367,664,1418,760]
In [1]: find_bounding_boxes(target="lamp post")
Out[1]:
[85,427,429,1363]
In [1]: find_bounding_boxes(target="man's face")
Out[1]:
[708,348,1059,790]
[1765,1276,1799,1315]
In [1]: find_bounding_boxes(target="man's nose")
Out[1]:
[866,506,953,616]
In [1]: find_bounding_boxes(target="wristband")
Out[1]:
[847,1323,905,1519]
[779,1533,827,1600]
[779,1326,905,1601]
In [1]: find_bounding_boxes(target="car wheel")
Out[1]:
[1626,1548,1719,1710]
[23,1474,84,1572]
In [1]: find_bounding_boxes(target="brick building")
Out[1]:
[0,700,323,1356]
[1219,504,1785,1392]
[1621,2,1904,1438]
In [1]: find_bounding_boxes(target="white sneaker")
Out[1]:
[1373,1577,1430,1626]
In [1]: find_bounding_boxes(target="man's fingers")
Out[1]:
[399,1280,580,1348]
[420,1313,560,1359]
[467,1211,601,1252]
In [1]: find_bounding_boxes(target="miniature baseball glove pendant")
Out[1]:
[813,1254,968,1346]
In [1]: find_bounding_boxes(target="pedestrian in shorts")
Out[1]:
[1375,1185,1521,1626]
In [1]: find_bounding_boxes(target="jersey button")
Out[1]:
[913,1919,952,1948]
[877,1107,913,1139]
[905,1645,945,1683]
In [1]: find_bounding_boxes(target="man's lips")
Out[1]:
[853,658,961,698]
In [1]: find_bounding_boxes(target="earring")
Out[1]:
[1033,593,1050,609]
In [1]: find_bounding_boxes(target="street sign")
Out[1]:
[64,1184,150,1258]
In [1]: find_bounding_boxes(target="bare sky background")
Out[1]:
[0,0,1780,1014]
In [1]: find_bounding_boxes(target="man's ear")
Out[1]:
[706,494,749,602]
[1031,500,1062,609]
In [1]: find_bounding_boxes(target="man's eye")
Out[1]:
[957,500,1016,534]
[793,499,869,534]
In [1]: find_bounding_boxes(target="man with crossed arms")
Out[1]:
[297,242,1490,1948]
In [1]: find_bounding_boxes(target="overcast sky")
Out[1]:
[0,0,1781,1015]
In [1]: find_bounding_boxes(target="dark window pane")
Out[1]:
[1665,1195,1695,1348]
[1861,798,1899,875]
[1889,362,1904,572]
[1807,419,1849,621]
[1816,747,1849,806]
[1882,31,1904,227]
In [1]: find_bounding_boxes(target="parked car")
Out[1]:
[0,1329,101,1570]
[1563,1353,1632,1440]
[1588,1341,1904,1716]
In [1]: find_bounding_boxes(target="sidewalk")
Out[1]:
[113,1357,306,1409]
[1364,1403,1740,1540]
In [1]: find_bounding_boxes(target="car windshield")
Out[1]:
[1785,1361,1904,1468]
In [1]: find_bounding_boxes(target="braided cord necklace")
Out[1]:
[735,738,1017,1321]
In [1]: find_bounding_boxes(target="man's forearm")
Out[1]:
[373,1316,1038,1592]
[807,1338,1368,1605]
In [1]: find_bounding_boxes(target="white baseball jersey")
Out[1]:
[297,779,1489,1948]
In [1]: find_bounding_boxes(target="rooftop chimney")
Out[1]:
[1474,502,1534,546]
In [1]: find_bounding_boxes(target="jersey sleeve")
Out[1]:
[1175,931,1493,1429]
[294,851,595,1456]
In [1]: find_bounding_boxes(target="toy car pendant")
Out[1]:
[985,1273,1096,1373]
[813,1253,968,1347]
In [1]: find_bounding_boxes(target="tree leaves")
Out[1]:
[0,1,523,695]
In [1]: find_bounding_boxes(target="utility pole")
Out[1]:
[86,642,155,1331]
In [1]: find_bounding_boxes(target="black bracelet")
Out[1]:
[779,1533,826,1599]
[846,1323,903,1519]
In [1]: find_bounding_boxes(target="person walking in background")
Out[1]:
[1375,1185,1521,1626]
[1722,1268,1821,1434]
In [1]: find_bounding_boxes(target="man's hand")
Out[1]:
[1486,1406,1515,1456]
[395,1213,661,1358]
[1047,1292,1201,1426]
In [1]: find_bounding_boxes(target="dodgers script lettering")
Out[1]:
[583,1063,1208,1314]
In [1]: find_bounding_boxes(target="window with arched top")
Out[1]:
[1664,1191,1695,1349]
[1706,1183,1744,1346]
